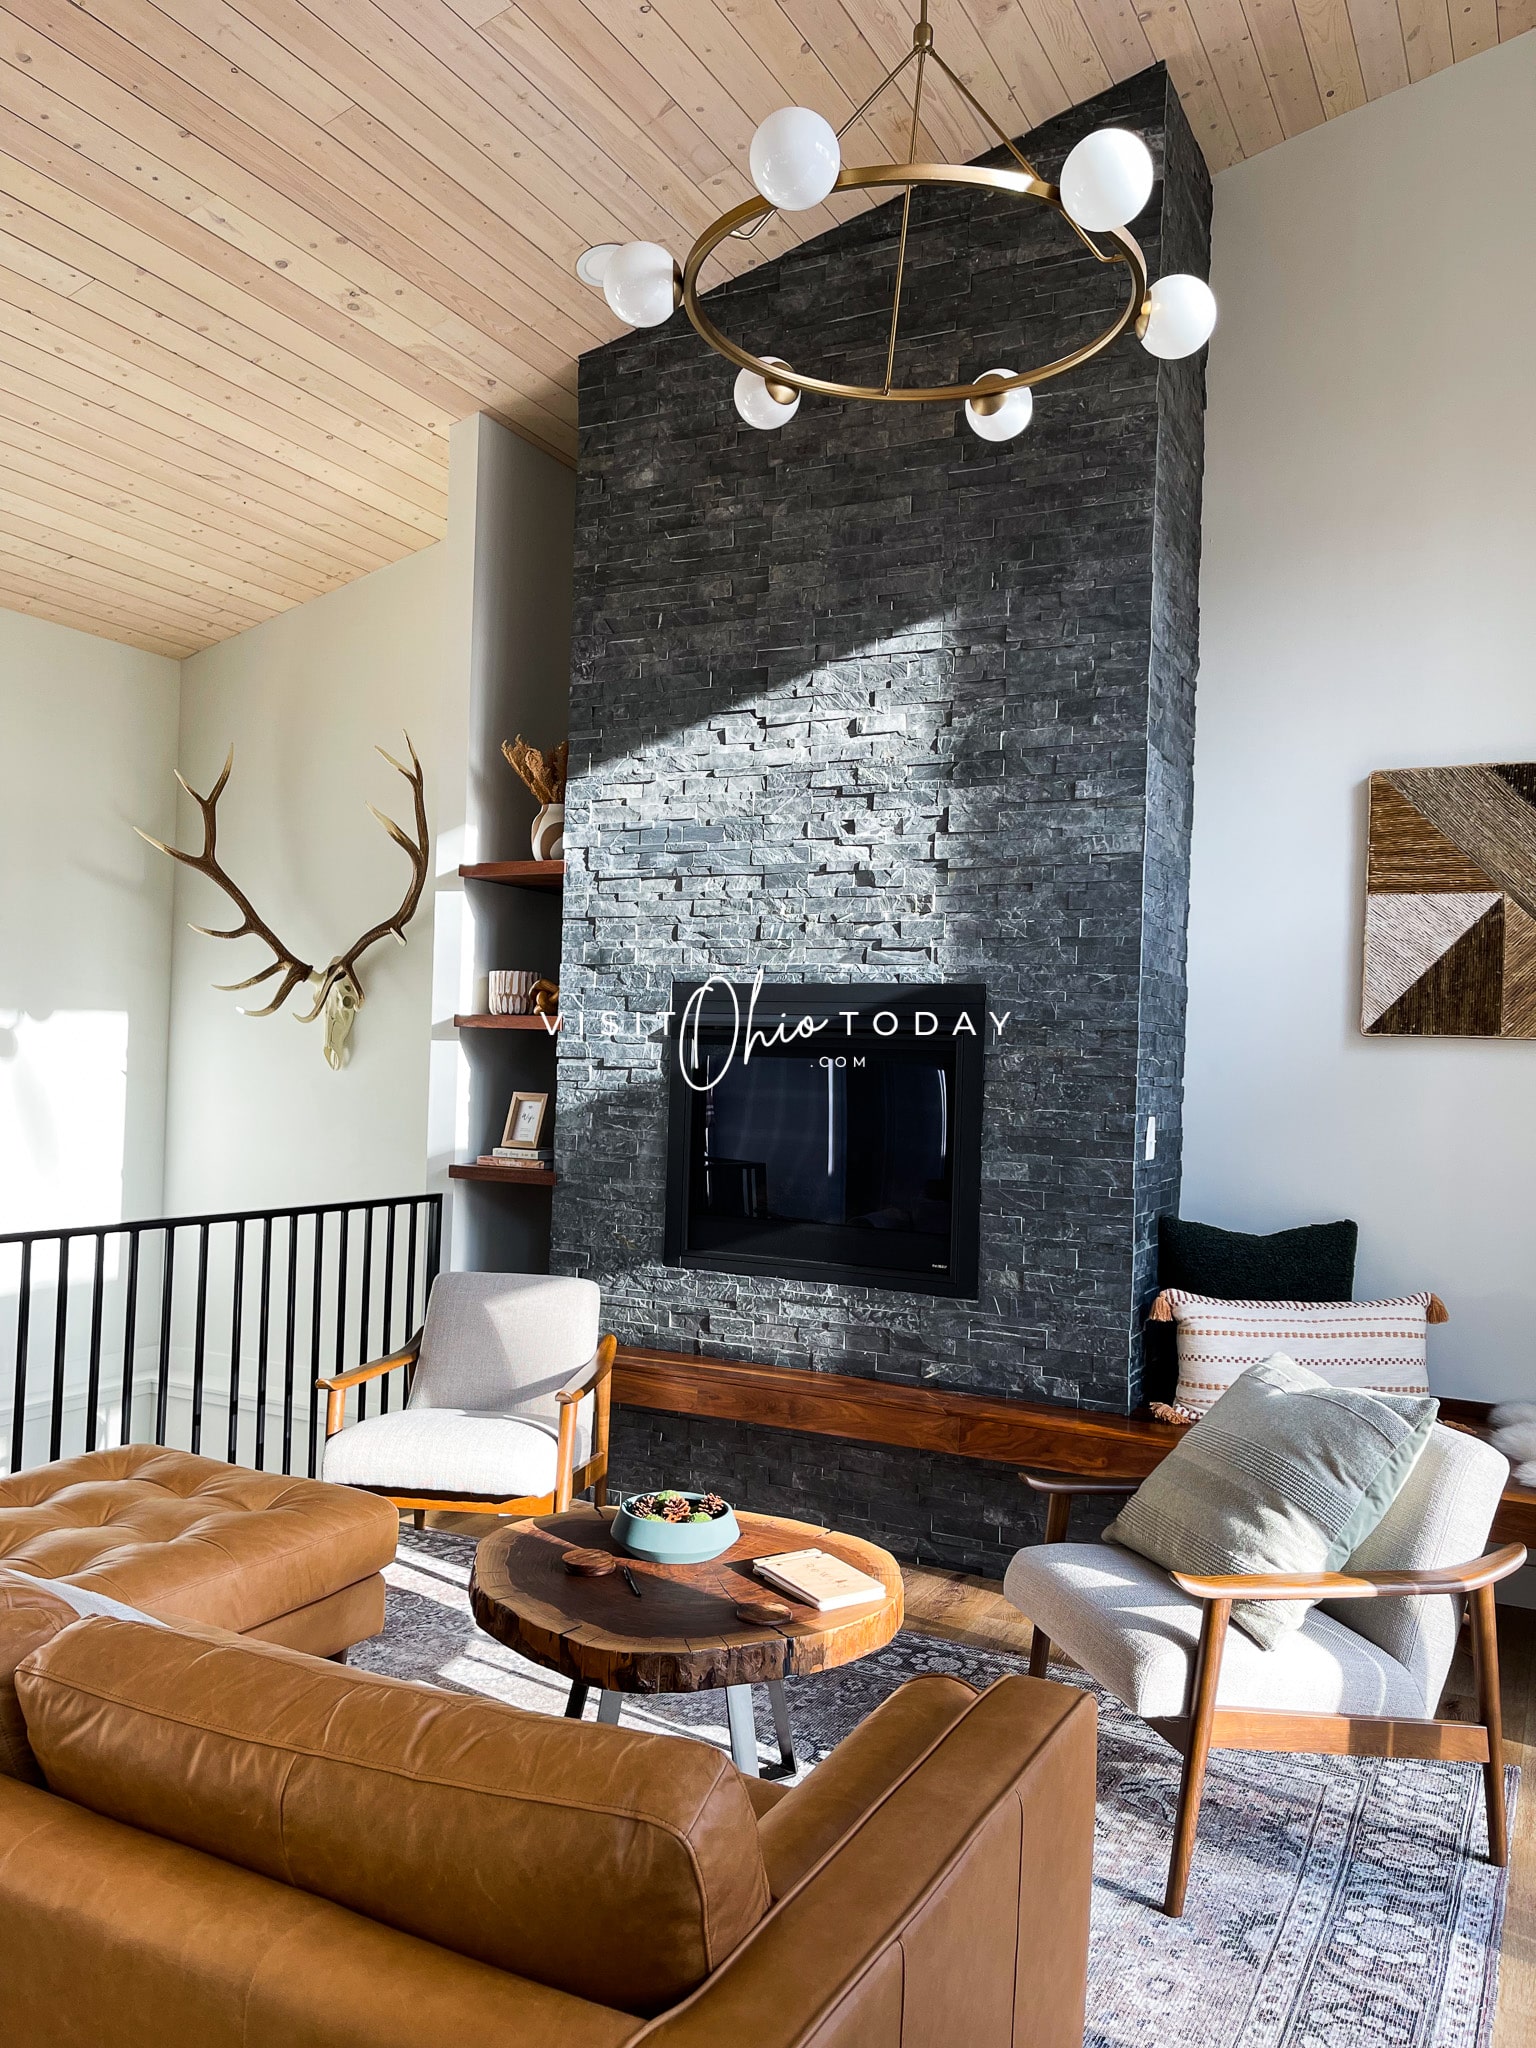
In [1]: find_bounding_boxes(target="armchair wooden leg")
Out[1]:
[1166,1597,1231,1917]
[1026,1491,1075,1678]
[1042,1493,1073,1545]
[1470,1583,1508,1867]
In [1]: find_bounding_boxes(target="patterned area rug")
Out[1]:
[357,1532,1515,2048]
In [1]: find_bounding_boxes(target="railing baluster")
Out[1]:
[380,1203,398,1414]
[357,1206,375,1424]
[190,1222,210,1457]
[426,1195,443,1298]
[255,1217,272,1472]
[154,1226,176,1448]
[11,1238,33,1473]
[307,1211,325,1480]
[404,1201,419,1340]
[227,1219,246,1465]
[48,1235,70,1461]
[4,1194,440,1479]
[119,1229,140,1446]
[85,1231,107,1455]
[282,1213,298,1474]
[334,1209,351,1430]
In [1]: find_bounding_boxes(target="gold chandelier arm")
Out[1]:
[921,50,1120,268]
[882,45,929,394]
[682,163,1149,407]
[924,50,1040,181]
[837,41,922,147]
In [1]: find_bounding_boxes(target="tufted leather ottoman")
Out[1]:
[0,1445,399,1780]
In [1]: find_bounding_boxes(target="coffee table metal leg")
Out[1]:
[595,1690,623,1725]
[725,1684,759,1775]
[564,1680,590,1720]
[763,1679,797,1779]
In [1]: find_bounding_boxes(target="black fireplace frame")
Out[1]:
[663,981,986,1299]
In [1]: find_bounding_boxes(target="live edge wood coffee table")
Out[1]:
[470,1506,903,1778]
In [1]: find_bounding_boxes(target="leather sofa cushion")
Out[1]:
[0,1570,385,1785]
[0,1569,166,1784]
[0,1445,399,1630]
[0,1773,638,2048]
[756,1672,977,1898]
[0,1576,78,1784]
[17,1616,769,2016]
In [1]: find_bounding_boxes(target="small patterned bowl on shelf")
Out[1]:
[611,1489,740,1565]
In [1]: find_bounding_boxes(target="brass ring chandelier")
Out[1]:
[580,4,1216,441]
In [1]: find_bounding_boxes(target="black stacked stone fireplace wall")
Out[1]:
[550,65,1211,1575]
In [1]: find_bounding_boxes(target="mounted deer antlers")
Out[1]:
[138,737,429,1070]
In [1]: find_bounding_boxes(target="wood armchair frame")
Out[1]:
[318,1332,618,1522]
[1019,1469,1527,1915]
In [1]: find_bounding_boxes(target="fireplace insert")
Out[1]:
[663,981,985,1298]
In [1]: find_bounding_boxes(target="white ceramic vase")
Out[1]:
[531,802,565,861]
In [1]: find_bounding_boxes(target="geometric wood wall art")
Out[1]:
[1364,765,1536,1037]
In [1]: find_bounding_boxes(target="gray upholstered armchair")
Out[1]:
[1005,1423,1523,1915]
[319,1271,616,1520]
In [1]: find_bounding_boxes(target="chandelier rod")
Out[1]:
[882,37,930,393]
[922,48,1117,269]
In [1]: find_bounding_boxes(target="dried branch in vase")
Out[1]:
[501,735,568,806]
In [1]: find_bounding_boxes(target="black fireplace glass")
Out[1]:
[664,983,985,1298]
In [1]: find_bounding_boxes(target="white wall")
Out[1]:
[429,412,575,1276]
[162,542,450,1214]
[1186,34,1536,1403]
[0,609,180,1230]
[160,411,576,1244]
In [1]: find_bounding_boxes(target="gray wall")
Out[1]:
[552,69,1210,1572]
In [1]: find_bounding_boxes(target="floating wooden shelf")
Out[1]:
[459,860,564,889]
[449,1164,557,1187]
[608,1350,1536,1550]
[611,1346,1186,1475]
[454,1013,561,1032]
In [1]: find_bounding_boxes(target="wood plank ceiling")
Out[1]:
[0,1,1528,658]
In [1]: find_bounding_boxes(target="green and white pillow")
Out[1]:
[1105,1355,1437,1649]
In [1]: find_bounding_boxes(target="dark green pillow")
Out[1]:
[1142,1217,1358,1403]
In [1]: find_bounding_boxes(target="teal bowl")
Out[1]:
[612,1492,740,1565]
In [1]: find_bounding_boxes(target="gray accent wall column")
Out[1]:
[552,67,1211,1573]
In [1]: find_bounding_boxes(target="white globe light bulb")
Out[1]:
[734,358,800,431]
[1058,128,1154,232]
[749,106,841,212]
[964,369,1033,443]
[1139,274,1217,359]
[601,241,679,328]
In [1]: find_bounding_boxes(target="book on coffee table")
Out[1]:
[752,1548,886,1612]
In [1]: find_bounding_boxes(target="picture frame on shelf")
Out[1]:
[501,1090,550,1151]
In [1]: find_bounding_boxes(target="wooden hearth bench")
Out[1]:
[610,1345,1536,1551]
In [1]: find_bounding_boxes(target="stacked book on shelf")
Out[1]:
[473,1147,554,1170]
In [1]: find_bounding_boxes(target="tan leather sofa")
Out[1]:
[0,1445,399,1780]
[0,1609,1096,2048]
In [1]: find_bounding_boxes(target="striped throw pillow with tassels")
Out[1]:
[1146,1290,1446,1418]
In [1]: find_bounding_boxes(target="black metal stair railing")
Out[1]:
[0,1194,441,1481]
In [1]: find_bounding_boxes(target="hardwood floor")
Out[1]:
[427,1510,1533,2033]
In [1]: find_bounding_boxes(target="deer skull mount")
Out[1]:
[139,737,429,1071]
[322,978,362,1072]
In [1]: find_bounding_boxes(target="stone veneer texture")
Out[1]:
[551,67,1211,1573]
